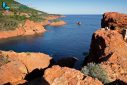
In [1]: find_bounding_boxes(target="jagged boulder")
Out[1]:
[43,65,103,85]
[0,51,52,84]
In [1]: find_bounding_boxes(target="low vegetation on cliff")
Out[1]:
[81,63,110,84]
[52,19,61,22]
[0,55,10,67]
[0,0,49,31]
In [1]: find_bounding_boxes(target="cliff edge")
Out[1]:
[84,12,127,84]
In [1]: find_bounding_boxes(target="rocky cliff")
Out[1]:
[0,20,47,39]
[101,12,127,30]
[0,51,52,84]
[0,0,66,39]
[85,12,127,84]
[0,50,103,85]
[2,11,127,85]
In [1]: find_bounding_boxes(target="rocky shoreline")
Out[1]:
[0,12,127,85]
[49,21,66,26]
[0,15,66,39]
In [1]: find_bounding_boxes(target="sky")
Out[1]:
[16,0,127,14]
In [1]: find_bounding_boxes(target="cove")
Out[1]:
[0,15,102,69]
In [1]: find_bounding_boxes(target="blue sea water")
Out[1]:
[0,15,102,69]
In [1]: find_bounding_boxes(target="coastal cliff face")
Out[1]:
[87,29,126,63]
[85,12,127,84]
[0,16,66,39]
[0,0,66,39]
[0,51,103,85]
[101,12,127,29]
[0,51,52,84]
[0,19,47,39]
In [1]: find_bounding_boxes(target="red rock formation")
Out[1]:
[49,21,66,26]
[43,65,103,85]
[23,20,46,35]
[0,51,52,84]
[101,12,127,29]
[46,15,65,20]
[0,19,47,39]
[85,29,127,83]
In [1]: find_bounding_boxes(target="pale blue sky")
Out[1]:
[16,0,126,14]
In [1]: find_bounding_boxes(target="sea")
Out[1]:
[0,15,102,69]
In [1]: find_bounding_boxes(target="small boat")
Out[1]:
[77,22,81,25]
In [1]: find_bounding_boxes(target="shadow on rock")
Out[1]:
[105,79,127,85]
[56,57,79,68]
[24,68,49,85]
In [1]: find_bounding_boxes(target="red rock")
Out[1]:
[43,65,103,85]
[0,51,52,84]
[49,21,66,26]
[0,19,46,39]
[85,29,127,83]
[101,12,127,29]
[46,15,65,20]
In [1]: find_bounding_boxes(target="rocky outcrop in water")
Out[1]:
[0,51,52,84]
[49,20,66,26]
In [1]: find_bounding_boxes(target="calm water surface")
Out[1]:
[0,15,102,69]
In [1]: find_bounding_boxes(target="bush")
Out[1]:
[26,52,31,55]
[81,62,110,84]
[10,15,27,21]
[0,55,10,67]
[29,14,45,22]
[0,15,26,31]
[52,19,61,22]
[0,18,18,31]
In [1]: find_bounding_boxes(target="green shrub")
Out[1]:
[0,18,18,31]
[0,14,26,31]
[52,19,61,22]
[0,0,49,30]
[0,55,10,67]
[10,15,27,21]
[81,62,110,84]
[26,52,31,55]
[29,14,45,22]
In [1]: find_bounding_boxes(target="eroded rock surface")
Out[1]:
[0,51,52,84]
[43,65,103,85]
[85,29,127,83]
[0,19,47,39]
[101,12,127,29]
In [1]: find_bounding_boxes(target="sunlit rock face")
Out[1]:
[101,12,127,30]
[43,65,103,85]
[0,51,52,84]
[85,28,127,83]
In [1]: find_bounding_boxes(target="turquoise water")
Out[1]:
[0,15,102,69]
